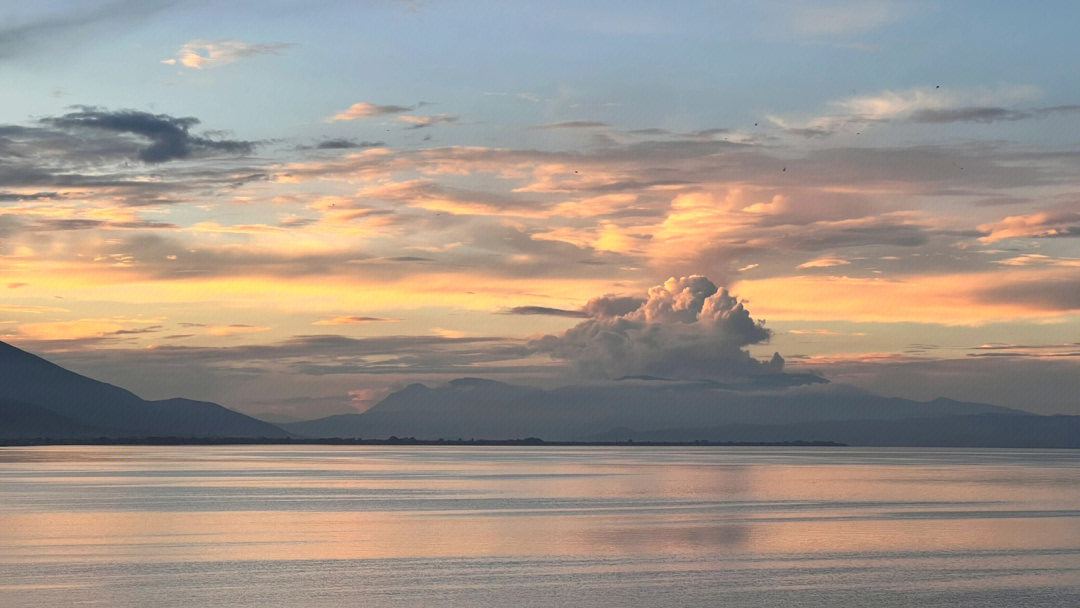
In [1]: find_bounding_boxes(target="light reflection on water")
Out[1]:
[1,446,1079,607]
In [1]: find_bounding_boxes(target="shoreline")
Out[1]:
[0,437,846,447]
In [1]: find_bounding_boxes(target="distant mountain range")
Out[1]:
[283,377,1080,447]
[0,341,289,439]
[2,341,1078,447]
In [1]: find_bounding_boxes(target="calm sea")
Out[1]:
[1,446,1078,607]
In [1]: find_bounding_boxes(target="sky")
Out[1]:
[2,0,1080,420]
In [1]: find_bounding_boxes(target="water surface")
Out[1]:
[1,446,1078,606]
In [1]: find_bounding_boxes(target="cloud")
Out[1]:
[977,206,1080,242]
[582,295,648,318]
[0,305,69,314]
[505,306,590,318]
[328,103,413,121]
[0,191,59,201]
[788,329,866,336]
[977,277,1080,312]
[312,316,402,325]
[910,107,1029,124]
[912,105,1080,124]
[173,323,271,337]
[353,179,543,216]
[770,85,1045,135]
[992,254,1080,267]
[834,85,1041,121]
[797,255,851,269]
[2,317,163,347]
[968,342,1080,358]
[43,108,253,163]
[532,120,608,130]
[314,139,384,150]
[530,276,783,380]
[204,324,271,337]
[162,40,293,69]
[398,114,458,129]
[324,107,460,128]
[736,267,1080,323]
[44,333,529,377]
[5,105,1080,333]
[791,2,919,36]
[0,0,176,60]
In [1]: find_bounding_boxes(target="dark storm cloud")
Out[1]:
[44,108,253,163]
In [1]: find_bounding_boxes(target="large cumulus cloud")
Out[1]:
[531,276,783,380]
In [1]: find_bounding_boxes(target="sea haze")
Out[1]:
[1,446,1079,607]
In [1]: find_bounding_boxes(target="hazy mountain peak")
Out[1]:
[0,341,290,439]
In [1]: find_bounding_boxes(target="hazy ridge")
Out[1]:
[3,341,1077,447]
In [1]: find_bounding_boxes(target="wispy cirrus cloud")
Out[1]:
[977,205,1080,242]
[797,256,851,269]
[769,84,1047,136]
[505,306,590,318]
[187,324,271,337]
[328,102,414,121]
[312,316,402,325]
[313,139,384,150]
[790,1,922,36]
[1,318,164,348]
[992,254,1080,267]
[531,120,608,130]
[737,267,1080,324]
[398,113,458,129]
[162,39,293,69]
[0,0,177,60]
[0,305,69,314]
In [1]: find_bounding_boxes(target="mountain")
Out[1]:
[0,398,115,438]
[281,377,1060,446]
[0,341,290,438]
[5,340,1071,447]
